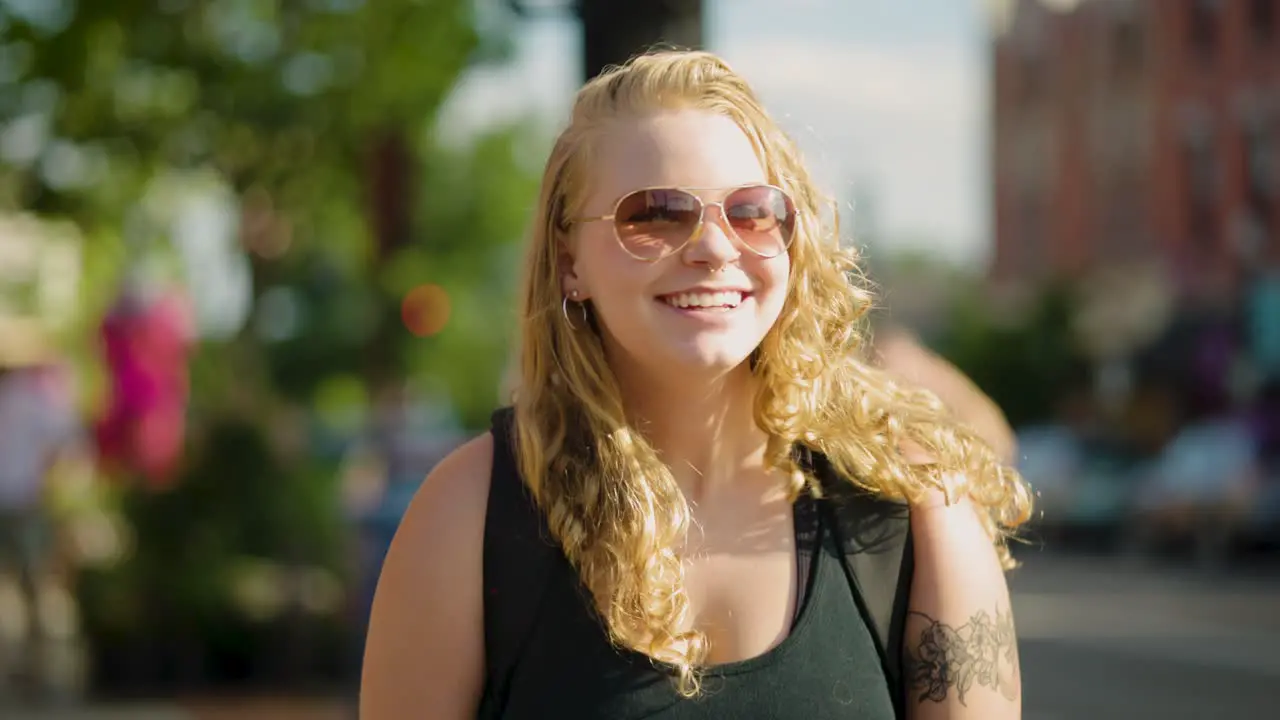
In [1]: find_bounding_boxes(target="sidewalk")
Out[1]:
[4,697,350,720]
[3,705,187,720]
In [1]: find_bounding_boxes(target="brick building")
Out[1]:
[990,0,1280,304]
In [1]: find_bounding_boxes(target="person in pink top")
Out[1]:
[96,281,194,489]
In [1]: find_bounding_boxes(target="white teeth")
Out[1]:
[663,291,744,309]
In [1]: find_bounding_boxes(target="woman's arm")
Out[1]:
[359,433,494,719]
[904,490,1022,720]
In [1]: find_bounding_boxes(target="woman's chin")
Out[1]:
[652,340,756,377]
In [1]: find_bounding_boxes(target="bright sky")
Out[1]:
[441,0,995,268]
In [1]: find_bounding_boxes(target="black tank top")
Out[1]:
[488,421,899,719]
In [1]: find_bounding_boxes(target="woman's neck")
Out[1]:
[614,362,770,502]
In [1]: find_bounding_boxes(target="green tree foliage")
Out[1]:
[2,0,542,690]
[938,281,1090,430]
[3,0,473,210]
[1,0,540,423]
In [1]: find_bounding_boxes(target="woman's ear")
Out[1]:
[557,242,589,301]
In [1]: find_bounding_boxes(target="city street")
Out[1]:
[6,550,1280,719]
[1012,549,1280,718]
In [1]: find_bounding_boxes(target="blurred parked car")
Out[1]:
[1124,419,1264,567]
[1016,425,1144,549]
[1247,477,1280,552]
[1017,425,1080,530]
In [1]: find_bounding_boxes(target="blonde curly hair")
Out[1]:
[511,49,1032,696]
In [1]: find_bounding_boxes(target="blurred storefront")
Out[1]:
[989,0,1280,428]
[991,0,1280,291]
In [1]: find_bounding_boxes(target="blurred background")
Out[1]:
[0,0,1277,717]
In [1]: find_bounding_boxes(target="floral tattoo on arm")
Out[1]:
[903,606,1020,706]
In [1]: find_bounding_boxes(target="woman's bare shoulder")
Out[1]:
[359,431,495,719]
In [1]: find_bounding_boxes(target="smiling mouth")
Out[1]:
[657,290,747,310]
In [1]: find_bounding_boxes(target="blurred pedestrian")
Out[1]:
[340,382,463,702]
[0,320,83,702]
[872,324,1016,464]
[363,51,1031,719]
[95,274,193,490]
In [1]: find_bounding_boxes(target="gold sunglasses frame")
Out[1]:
[569,184,800,262]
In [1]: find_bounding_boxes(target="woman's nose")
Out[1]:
[682,205,741,267]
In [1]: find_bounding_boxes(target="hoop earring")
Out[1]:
[561,291,588,329]
[561,295,575,328]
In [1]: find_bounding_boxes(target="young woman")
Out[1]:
[361,50,1032,719]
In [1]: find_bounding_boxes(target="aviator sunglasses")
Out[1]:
[571,184,798,262]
